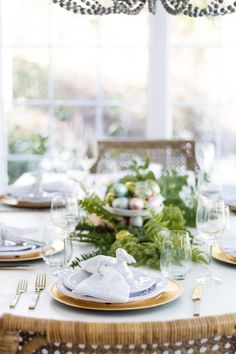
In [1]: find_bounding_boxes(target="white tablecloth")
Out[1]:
[0,211,235,323]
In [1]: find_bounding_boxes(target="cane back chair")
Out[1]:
[91,139,197,173]
[1,313,236,354]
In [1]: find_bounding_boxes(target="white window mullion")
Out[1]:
[147,6,171,139]
[0,0,8,192]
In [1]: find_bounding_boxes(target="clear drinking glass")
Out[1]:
[50,192,80,272]
[160,230,192,280]
[196,197,228,285]
[42,221,73,275]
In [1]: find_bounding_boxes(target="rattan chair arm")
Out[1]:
[0,317,18,354]
[2,313,236,346]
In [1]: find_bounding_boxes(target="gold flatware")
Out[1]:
[192,284,203,317]
[9,279,27,309]
[28,273,46,310]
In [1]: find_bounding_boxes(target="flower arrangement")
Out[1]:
[70,159,204,269]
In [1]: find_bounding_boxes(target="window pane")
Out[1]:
[171,47,219,102]
[51,106,96,169]
[170,17,220,46]
[51,9,98,47]
[12,49,48,99]
[7,105,49,155]
[8,160,41,184]
[2,0,49,46]
[100,14,148,47]
[220,49,236,104]
[219,106,236,156]
[173,105,219,141]
[52,49,97,100]
[101,48,148,101]
[103,104,146,137]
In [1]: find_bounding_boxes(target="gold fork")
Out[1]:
[28,273,46,310]
[9,279,27,309]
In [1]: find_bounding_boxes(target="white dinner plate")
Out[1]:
[219,235,236,257]
[57,272,168,304]
[6,192,53,203]
[63,267,158,294]
[0,243,40,257]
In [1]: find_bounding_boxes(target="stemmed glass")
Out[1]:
[79,140,98,173]
[195,142,215,171]
[196,197,228,285]
[50,192,80,273]
[195,142,220,199]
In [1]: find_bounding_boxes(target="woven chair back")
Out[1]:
[91,139,197,173]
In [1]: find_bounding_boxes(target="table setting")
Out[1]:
[0,154,236,330]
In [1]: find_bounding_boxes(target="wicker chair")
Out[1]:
[91,139,197,173]
[1,313,236,354]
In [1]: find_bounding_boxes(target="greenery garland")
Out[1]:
[70,197,205,270]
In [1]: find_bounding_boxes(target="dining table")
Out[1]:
[0,206,236,353]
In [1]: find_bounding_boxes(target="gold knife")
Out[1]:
[192,285,203,317]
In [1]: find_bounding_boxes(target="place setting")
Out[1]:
[50,248,182,311]
[0,219,64,263]
[0,170,75,209]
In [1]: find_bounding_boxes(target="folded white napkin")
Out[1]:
[0,224,43,247]
[219,232,236,256]
[80,255,116,273]
[72,264,130,302]
[80,248,136,287]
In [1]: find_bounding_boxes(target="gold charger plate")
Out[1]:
[212,244,236,265]
[0,239,64,262]
[0,196,51,209]
[50,279,182,311]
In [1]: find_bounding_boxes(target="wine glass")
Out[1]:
[196,197,228,285]
[195,142,215,172]
[196,142,221,199]
[79,140,98,173]
[197,171,221,200]
[51,192,80,272]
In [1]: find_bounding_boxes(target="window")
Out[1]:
[0,0,151,186]
[1,1,236,190]
[170,15,236,160]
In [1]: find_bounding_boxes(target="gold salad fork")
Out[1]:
[9,279,27,309]
[28,273,46,310]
